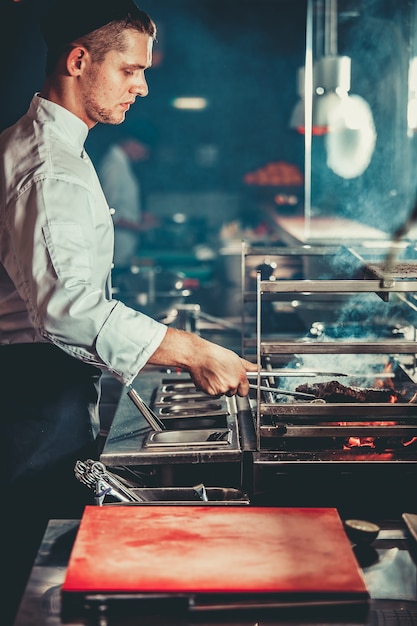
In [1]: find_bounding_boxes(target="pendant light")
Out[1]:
[407,56,417,134]
[290,0,376,178]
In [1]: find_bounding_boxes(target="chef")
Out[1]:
[0,0,256,623]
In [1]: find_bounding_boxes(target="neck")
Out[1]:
[39,77,97,129]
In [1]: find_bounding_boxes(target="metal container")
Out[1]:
[108,486,249,505]
[144,428,232,448]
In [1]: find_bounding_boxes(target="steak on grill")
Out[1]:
[295,380,399,403]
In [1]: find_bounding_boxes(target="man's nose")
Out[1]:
[133,77,148,97]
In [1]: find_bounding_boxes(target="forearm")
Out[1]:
[146,327,203,367]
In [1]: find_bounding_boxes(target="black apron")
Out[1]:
[0,342,102,625]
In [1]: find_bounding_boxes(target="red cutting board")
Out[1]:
[62,506,368,600]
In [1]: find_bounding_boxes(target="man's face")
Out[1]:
[80,30,153,128]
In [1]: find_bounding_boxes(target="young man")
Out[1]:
[0,0,256,622]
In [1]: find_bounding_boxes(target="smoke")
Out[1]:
[383,193,417,272]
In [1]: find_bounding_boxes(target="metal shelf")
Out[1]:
[239,241,417,452]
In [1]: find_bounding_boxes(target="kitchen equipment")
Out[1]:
[74,459,145,504]
[100,375,242,487]
[144,428,232,448]
[127,386,165,431]
[237,241,417,517]
[240,242,417,451]
[127,384,233,449]
[100,240,417,519]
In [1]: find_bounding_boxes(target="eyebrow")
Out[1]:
[124,62,152,70]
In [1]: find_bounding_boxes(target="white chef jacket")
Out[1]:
[0,94,167,385]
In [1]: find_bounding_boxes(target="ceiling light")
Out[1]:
[171,97,208,110]
[408,57,417,134]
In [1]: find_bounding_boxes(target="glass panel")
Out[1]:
[298,0,417,239]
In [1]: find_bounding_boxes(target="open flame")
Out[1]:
[343,361,417,449]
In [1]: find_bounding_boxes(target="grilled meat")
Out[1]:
[295,380,399,403]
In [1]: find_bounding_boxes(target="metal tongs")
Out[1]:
[248,383,316,399]
[247,371,317,399]
[74,459,145,505]
[247,370,345,378]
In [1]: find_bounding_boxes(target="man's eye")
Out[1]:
[125,69,133,76]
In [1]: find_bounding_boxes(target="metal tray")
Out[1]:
[143,428,232,448]
[107,486,250,505]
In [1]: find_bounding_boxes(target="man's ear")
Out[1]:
[66,46,88,76]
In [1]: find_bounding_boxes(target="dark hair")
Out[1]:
[42,1,156,75]
[79,16,156,64]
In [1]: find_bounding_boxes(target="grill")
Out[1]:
[250,359,417,459]
[243,243,417,459]
[237,241,417,516]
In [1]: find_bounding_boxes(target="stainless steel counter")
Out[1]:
[99,368,246,489]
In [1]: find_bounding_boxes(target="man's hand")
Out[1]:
[147,327,257,397]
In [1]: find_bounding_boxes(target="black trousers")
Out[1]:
[0,343,102,625]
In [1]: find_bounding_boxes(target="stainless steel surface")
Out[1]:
[119,486,250,505]
[260,340,417,354]
[100,371,242,466]
[157,392,220,401]
[259,423,417,438]
[258,401,417,416]
[161,381,199,392]
[158,402,225,415]
[144,428,232,448]
[152,378,238,421]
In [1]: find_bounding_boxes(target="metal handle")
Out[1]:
[193,483,209,501]
[127,386,166,431]
[249,384,316,399]
[246,370,350,378]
